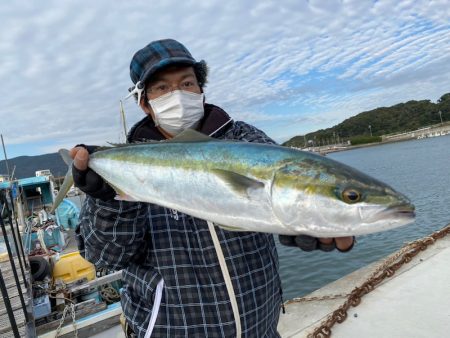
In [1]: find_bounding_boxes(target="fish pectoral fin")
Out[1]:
[108,183,138,202]
[211,169,265,199]
[217,224,247,232]
[114,194,138,202]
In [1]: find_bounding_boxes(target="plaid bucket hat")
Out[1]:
[128,39,207,103]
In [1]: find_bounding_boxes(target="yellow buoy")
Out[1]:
[52,251,95,283]
[0,252,8,262]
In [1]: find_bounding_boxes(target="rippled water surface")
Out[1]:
[277,135,450,300]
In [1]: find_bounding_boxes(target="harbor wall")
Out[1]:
[303,122,450,154]
[382,122,450,143]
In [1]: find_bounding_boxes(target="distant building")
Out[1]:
[35,169,53,177]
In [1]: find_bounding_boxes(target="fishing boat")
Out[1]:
[0,171,123,338]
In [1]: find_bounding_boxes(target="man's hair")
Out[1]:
[193,61,208,89]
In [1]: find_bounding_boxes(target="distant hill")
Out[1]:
[2,92,449,176]
[283,92,450,147]
[0,153,66,179]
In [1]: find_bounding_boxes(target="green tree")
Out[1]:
[283,92,450,147]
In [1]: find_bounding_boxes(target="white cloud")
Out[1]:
[0,0,449,156]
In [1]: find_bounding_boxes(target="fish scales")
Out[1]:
[90,141,289,233]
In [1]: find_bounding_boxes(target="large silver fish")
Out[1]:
[53,130,415,237]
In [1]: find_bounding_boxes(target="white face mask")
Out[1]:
[148,90,205,136]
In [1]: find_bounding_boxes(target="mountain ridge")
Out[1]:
[0,153,67,179]
[283,92,450,147]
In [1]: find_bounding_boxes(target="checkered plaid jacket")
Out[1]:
[76,105,283,337]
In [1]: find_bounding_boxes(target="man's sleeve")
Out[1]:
[75,196,149,270]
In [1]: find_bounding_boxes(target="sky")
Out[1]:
[1,0,449,159]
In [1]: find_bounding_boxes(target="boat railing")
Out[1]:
[0,189,34,337]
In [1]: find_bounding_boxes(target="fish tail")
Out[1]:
[50,149,74,213]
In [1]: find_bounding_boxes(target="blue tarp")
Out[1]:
[56,199,80,229]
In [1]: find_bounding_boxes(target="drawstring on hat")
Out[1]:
[126,81,145,103]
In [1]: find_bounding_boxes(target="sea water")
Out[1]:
[278,134,450,300]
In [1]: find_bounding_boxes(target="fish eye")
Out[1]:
[342,189,362,204]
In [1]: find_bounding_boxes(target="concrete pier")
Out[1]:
[278,227,450,338]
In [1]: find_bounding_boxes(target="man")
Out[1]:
[72,39,354,337]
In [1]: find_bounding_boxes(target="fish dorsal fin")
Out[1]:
[106,130,211,147]
[59,149,72,166]
[169,129,213,142]
[106,142,129,148]
[106,140,155,147]
[211,169,265,199]
[105,129,212,148]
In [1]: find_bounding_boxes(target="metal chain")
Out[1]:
[284,293,349,305]
[283,240,414,306]
[307,223,450,338]
[55,303,78,338]
[54,304,69,337]
[100,285,121,304]
[71,303,78,338]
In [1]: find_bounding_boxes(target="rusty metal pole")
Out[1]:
[0,197,29,323]
[0,267,20,338]
[1,134,10,179]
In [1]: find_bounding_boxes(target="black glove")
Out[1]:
[72,144,116,201]
[278,235,355,253]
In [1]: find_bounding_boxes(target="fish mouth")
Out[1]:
[352,204,416,236]
[383,204,416,219]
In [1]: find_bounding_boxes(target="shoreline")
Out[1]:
[304,122,450,155]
